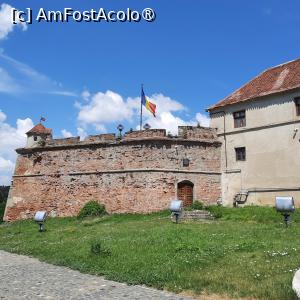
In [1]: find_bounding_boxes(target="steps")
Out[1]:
[171,210,214,222]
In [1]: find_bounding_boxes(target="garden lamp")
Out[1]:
[34,211,47,232]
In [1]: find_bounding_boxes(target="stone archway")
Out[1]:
[177,180,194,207]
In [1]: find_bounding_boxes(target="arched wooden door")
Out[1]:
[177,181,194,207]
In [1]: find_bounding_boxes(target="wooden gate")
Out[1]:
[177,181,194,207]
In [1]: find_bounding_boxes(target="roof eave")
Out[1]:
[207,85,300,112]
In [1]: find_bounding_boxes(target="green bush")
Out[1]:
[185,201,204,211]
[90,240,111,256]
[190,201,204,210]
[78,201,106,219]
[91,241,101,254]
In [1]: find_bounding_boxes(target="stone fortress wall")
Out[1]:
[4,126,222,221]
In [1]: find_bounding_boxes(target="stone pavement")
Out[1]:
[0,250,195,300]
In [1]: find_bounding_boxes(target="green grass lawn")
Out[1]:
[0,206,299,299]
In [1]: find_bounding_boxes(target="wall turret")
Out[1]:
[26,123,52,148]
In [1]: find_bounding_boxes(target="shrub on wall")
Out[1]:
[78,201,106,219]
[190,201,204,210]
[184,201,204,211]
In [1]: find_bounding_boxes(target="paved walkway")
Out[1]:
[0,250,195,300]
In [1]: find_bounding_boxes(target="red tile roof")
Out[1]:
[26,123,52,135]
[208,58,300,111]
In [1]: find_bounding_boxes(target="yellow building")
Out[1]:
[208,58,300,206]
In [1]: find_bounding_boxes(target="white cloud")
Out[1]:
[0,67,20,93]
[77,91,186,131]
[49,91,77,97]
[142,112,187,134]
[76,89,210,135]
[127,93,185,115]
[77,90,133,130]
[0,3,27,40]
[0,175,11,186]
[94,124,107,132]
[139,112,209,134]
[0,52,76,96]
[0,109,33,185]
[196,112,210,127]
[147,93,186,113]
[81,90,91,101]
[61,129,72,138]
[77,127,87,140]
[0,157,14,173]
[128,94,209,134]
[0,110,6,122]
[127,93,191,134]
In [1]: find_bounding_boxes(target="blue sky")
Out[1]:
[0,0,300,184]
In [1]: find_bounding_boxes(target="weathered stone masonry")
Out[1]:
[4,126,221,221]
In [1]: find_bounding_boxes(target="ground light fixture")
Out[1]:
[34,211,47,232]
[170,199,183,224]
[275,196,295,227]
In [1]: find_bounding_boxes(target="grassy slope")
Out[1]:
[0,207,299,300]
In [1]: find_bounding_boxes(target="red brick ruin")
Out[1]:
[4,125,221,221]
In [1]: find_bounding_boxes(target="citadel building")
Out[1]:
[208,58,300,207]
[4,58,300,221]
[4,125,221,221]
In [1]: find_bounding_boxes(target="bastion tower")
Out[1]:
[26,123,53,148]
[4,124,222,221]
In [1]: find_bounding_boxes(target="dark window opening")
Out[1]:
[182,158,190,167]
[33,136,37,141]
[233,110,246,128]
[295,97,300,116]
[235,147,246,161]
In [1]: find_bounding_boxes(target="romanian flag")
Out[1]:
[141,88,156,117]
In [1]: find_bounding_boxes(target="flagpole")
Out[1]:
[140,84,143,130]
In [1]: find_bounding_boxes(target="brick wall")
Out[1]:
[46,137,80,146]
[4,127,221,221]
[84,134,116,143]
[178,126,217,140]
[123,129,167,140]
